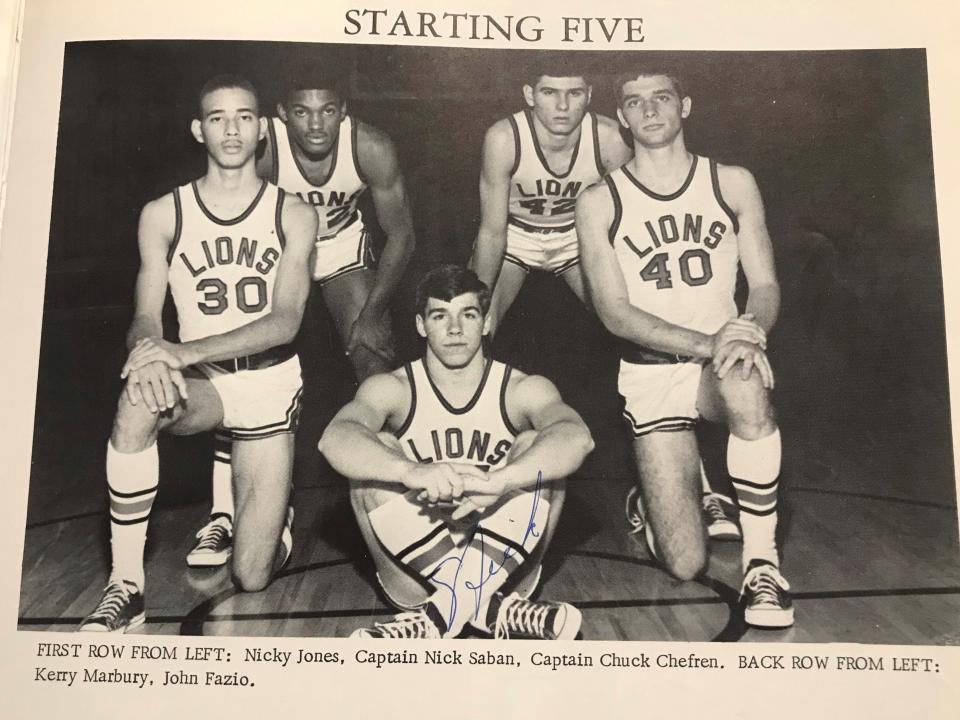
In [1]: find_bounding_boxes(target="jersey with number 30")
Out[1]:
[606,156,740,336]
[167,180,286,343]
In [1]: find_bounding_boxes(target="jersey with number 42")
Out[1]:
[605,156,740,335]
[167,180,286,343]
[508,109,604,231]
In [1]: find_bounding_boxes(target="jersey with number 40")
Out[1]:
[605,156,740,335]
[167,180,286,343]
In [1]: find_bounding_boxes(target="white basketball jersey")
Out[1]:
[167,181,286,343]
[606,156,740,337]
[507,110,605,231]
[268,115,366,239]
[395,359,519,471]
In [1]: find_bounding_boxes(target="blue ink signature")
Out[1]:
[431,470,543,632]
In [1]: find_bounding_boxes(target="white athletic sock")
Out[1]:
[700,459,711,495]
[211,432,234,520]
[727,429,781,571]
[107,442,159,591]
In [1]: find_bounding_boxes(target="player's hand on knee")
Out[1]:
[125,368,161,413]
[147,362,185,412]
[131,361,186,413]
[712,340,775,389]
[711,315,767,354]
[121,338,191,378]
[124,369,145,407]
[347,312,395,363]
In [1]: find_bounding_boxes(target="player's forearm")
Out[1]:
[502,421,594,488]
[319,421,415,483]
[362,226,415,315]
[181,309,302,364]
[470,227,507,288]
[600,303,714,359]
[126,315,163,350]
[744,283,780,333]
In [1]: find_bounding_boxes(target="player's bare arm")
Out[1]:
[596,114,634,172]
[319,372,487,501]
[498,373,594,486]
[469,120,516,290]
[719,163,780,333]
[348,123,417,359]
[452,372,593,520]
[577,184,767,360]
[122,194,188,412]
[123,194,318,374]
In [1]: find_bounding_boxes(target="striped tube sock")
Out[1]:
[211,431,234,520]
[728,429,781,571]
[430,490,550,637]
[107,442,159,591]
[368,490,549,638]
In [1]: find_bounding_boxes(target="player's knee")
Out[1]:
[111,393,158,450]
[232,560,272,593]
[663,547,706,582]
[719,371,776,438]
[350,479,400,515]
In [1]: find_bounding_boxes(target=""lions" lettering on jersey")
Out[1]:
[395,359,519,472]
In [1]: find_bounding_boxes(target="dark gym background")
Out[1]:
[19,42,958,640]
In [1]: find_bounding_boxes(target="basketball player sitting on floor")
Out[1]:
[319,265,594,639]
[577,67,793,628]
[187,70,416,570]
[79,74,317,632]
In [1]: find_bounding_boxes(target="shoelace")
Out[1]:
[703,495,728,523]
[194,520,232,551]
[743,566,789,605]
[87,582,134,622]
[494,597,551,640]
[370,612,439,639]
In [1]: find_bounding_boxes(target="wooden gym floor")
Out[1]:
[16,270,960,643]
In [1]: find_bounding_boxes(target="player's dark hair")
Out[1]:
[415,265,491,317]
[526,70,591,89]
[279,71,348,108]
[613,68,687,105]
[197,74,260,118]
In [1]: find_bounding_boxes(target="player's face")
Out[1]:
[278,89,345,158]
[192,87,265,169]
[523,76,591,136]
[416,293,490,369]
[617,75,691,149]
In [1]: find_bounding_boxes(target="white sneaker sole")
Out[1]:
[706,520,742,541]
[79,612,145,634]
[186,550,232,568]
[744,605,794,629]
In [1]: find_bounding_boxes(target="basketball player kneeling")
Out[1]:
[320,265,594,640]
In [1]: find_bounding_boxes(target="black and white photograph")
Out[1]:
[1,1,959,717]
[12,38,958,644]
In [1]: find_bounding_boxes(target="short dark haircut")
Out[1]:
[197,74,260,118]
[613,68,687,105]
[415,265,491,317]
[279,71,348,107]
[526,70,591,89]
